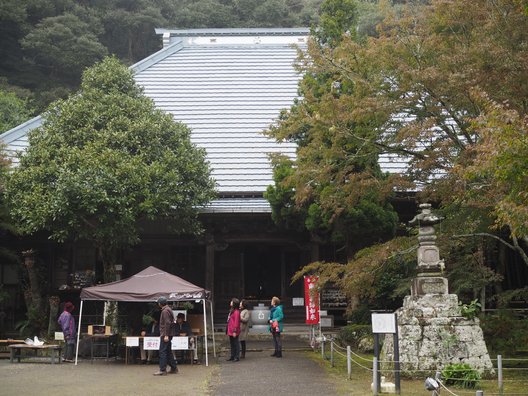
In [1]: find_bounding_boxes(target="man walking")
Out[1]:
[153,296,178,375]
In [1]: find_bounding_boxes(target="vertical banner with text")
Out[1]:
[304,275,320,325]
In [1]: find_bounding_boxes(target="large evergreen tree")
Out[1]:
[5,57,216,282]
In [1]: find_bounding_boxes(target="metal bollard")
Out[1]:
[321,337,325,359]
[330,340,334,367]
[347,345,352,380]
[498,355,503,395]
[373,357,379,395]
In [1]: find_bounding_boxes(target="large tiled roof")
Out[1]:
[0,28,409,210]
[133,29,308,194]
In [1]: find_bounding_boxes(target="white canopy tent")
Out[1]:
[75,266,216,366]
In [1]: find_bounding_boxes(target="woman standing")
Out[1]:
[226,297,241,362]
[239,300,251,359]
[57,302,76,362]
[268,296,284,358]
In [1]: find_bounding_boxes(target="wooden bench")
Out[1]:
[0,339,25,359]
[8,344,63,364]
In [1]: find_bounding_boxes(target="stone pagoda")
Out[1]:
[383,204,493,374]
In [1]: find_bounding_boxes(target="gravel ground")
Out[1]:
[0,336,341,396]
[0,358,215,396]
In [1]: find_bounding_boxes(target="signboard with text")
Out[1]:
[143,336,160,350]
[304,275,319,325]
[371,313,397,334]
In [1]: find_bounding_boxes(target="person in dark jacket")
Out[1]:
[140,314,160,364]
[57,301,76,362]
[153,296,178,375]
[174,313,192,336]
[226,297,241,362]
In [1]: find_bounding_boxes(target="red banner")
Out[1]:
[304,275,319,325]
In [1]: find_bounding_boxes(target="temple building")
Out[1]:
[0,28,411,326]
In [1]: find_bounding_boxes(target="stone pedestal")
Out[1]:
[411,276,448,296]
[383,291,494,374]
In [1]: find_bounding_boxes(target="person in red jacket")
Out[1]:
[226,297,241,362]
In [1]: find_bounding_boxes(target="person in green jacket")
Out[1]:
[268,296,284,358]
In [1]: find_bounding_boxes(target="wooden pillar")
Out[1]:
[205,235,215,300]
[310,240,320,262]
[281,248,287,298]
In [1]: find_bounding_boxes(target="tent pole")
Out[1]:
[103,301,107,326]
[202,298,208,366]
[75,300,84,365]
[209,300,216,357]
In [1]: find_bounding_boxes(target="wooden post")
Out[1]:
[205,235,215,300]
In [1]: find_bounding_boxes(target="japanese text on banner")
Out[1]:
[304,275,319,325]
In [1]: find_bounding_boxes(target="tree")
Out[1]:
[0,88,33,133]
[265,0,399,260]
[269,0,528,308]
[5,57,216,283]
[21,12,107,83]
[455,94,528,263]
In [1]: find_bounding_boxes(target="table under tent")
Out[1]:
[75,266,216,365]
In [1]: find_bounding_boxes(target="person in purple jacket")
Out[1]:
[226,297,241,362]
[57,302,76,362]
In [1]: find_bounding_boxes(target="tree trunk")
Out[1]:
[97,245,119,330]
[22,250,47,336]
[48,296,60,337]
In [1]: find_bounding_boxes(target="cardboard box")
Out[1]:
[88,325,112,335]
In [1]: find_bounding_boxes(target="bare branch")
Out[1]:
[453,233,528,267]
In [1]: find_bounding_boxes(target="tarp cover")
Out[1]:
[80,266,210,302]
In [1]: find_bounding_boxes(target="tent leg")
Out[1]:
[202,299,208,366]
[75,300,84,365]
[209,300,216,357]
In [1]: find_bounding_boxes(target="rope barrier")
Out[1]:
[333,349,347,359]
[348,356,374,371]
[490,357,528,361]
[331,342,347,351]
[438,380,460,396]
[319,338,528,391]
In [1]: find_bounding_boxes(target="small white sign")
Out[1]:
[292,297,304,306]
[144,336,160,350]
[172,336,189,350]
[54,332,64,341]
[371,313,397,334]
[126,337,139,347]
[320,316,333,328]
[172,310,187,320]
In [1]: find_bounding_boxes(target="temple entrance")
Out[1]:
[243,244,281,300]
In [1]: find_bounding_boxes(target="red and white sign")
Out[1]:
[304,275,320,325]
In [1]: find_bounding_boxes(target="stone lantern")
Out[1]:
[382,204,494,374]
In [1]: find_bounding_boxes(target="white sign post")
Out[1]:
[371,312,400,394]
[126,337,139,347]
[371,313,396,334]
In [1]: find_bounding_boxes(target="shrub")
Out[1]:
[337,324,372,349]
[441,363,480,389]
[480,310,528,355]
[459,299,481,320]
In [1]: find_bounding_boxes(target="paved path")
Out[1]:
[209,339,340,396]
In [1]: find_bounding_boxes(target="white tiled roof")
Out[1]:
[133,30,307,194]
